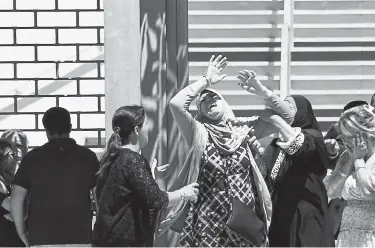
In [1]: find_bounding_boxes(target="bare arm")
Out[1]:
[347,159,375,199]
[323,151,354,199]
[10,185,29,246]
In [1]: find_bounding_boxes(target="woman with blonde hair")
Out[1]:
[324,104,375,247]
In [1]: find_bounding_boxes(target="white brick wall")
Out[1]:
[38,80,77,95]
[17,29,56,44]
[17,97,56,113]
[37,12,76,27]
[0,98,15,112]
[0,0,104,149]
[79,12,104,27]
[79,46,104,61]
[80,114,105,129]
[0,47,35,61]
[0,0,13,10]
[58,0,98,10]
[79,79,104,94]
[0,30,14,44]
[58,62,98,78]
[59,97,99,112]
[0,115,36,129]
[0,81,35,95]
[0,12,34,27]
[38,46,77,61]
[0,64,14,78]
[59,29,98,44]
[17,63,56,79]
[16,0,55,10]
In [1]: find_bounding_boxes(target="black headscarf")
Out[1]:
[263,95,331,189]
[290,95,321,132]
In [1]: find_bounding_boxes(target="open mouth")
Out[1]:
[209,103,217,109]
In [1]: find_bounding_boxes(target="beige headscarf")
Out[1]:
[196,88,252,155]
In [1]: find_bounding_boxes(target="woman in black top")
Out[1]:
[260,95,334,247]
[93,105,199,247]
[0,138,25,247]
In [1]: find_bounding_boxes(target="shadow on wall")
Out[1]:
[139,1,189,247]
[140,0,190,191]
[0,53,104,145]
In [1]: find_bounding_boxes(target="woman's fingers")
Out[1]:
[209,55,215,63]
[218,57,227,67]
[213,55,222,64]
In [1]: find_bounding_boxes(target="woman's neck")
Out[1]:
[122,143,141,154]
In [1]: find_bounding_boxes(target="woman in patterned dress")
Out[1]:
[260,95,335,247]
[162,55,294,247]
[324,104,375,247]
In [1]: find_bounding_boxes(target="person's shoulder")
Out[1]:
[118,149,147,167]
[73,143,98,157]
[23,146,44,158]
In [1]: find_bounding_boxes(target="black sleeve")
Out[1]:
[324,124,339,140]
[288,129,331,169]
[12,152,32,190]
[124,153,169,210]
[90,151,100,189]
[288,129,324,157]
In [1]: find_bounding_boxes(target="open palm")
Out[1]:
[206,55,228,85]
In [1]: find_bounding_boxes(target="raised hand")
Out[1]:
[205,55,228,85]
[246,130,263,159]
[237,70,270,98]
[324,139,340,157]
[352,132,368,160]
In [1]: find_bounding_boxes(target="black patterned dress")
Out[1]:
[178,139,264,247]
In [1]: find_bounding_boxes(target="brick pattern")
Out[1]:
[0,0,105,151]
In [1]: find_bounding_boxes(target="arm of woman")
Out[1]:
[236,70,294,139]
[323,151,354,199]
[341,159,375,200]
[125,154,199,209]
[169,77,209,146]
[340,133,375,200]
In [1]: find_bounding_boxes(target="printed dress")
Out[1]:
[178,140,265,247]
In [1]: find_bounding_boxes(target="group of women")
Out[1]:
[92,54,375,247]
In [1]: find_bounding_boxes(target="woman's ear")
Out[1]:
[134,126,140,137]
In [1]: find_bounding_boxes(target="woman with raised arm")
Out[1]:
[92,105,199,247]
[259,95,335,247]
[162,55,294,247]
[324,105,375,247]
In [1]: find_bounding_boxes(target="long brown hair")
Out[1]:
[97,105,145,178]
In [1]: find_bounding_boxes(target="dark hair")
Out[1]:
[343,100,368,112]
[97,105,145,178]
[371,94,375,107]
[0,139,16,189]
[42,107,72,135]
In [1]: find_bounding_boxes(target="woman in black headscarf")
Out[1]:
[259,95,335,247]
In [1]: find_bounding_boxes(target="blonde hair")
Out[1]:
[338,105,375,138]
